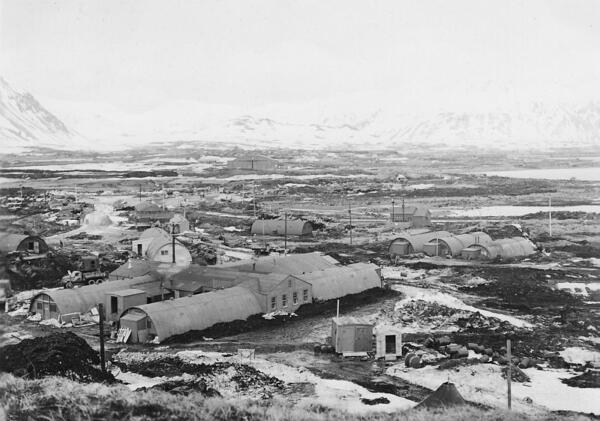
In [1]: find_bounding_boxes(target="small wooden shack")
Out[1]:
[331,316,373,355]
[374,325,403,360]
[104,289,147,323]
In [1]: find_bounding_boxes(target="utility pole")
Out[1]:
[284,211,288,252]
[171,223,176,264]
[391,199,395,222]
[548,196,552,237]
[98,303,106,373]
[139,185,142,202]
[506,338,512,410]
[253,183,257,218]
[402,196,405,222]
[348,200,353,245]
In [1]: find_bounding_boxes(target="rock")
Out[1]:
[409,355,422,368]
[484,348,494,356]
[438,336,451,346]
[519,357,531,369]
[502,366,531,383]
[467,343,478,351]
[405,352,416,367]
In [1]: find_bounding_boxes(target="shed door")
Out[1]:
[385,335,396,354]
[355,327,372,352]
[137,244,143,255]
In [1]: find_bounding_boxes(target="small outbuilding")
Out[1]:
[105,289,147,323]
[391,205,431,228]
[374,325,403,360]
[0,233,49,255]
[388,231,451,259]
[250,219,313,237]
[331,316,374,355]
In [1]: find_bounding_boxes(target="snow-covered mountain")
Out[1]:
[4,76,600,152]
[0,78,79,152]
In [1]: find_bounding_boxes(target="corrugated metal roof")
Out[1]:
[0,234,47,253]
[297,262,382,301]
[239,273,299,295]
[135,202,161,212]
[332,316,372,326]
[250,219,312,236]
[389,231,451,254]
[167,265,254,292]
[29,273,163,315]
[218,252,339,275]
[465,237,536,259]
[431,232,492,256]
[110,288,146,297]
[139,228,171,241]
[127,286,263,341]
[109,259,158,280]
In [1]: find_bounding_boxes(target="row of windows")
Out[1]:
[270,289,310,310]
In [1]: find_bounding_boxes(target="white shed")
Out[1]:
[374,325,403,360]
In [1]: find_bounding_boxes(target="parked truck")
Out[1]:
[61,255,107,288]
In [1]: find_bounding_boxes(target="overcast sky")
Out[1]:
[1,0,599,112]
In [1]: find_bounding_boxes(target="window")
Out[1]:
[303,289,309,302]
[282,294,287,307]
[293,292,298,305]
[161,250,169,255]
[49,303,57,313]
[271,296,277,310]
[28,242,35,250]
[288,279,292,288]
[37,302,43,310]
[110,296,118,314]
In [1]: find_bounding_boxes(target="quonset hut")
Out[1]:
[218,252,338,274]
[296,263,382,301]
[423,232,492,257]
[120,286,263,343]
[250,219,313,237]
[29,274,163,322]
[131,228,192,265]
[461,237,536,260]
[388,231,451,259]
[0,233,49,255]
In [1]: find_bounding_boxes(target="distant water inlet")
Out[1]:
[437,205,600,218]
[480,167,600,181]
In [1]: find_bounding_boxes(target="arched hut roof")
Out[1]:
[29,274,162,316]
[296,262,382,301]
[250,219,312,236]
[124,286,262,342]
[388,231,451,254]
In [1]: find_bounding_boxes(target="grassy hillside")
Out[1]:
[0,374,592,421]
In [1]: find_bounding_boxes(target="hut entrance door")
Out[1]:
[385,335,396,354]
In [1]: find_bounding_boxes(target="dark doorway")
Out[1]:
[385,335,396,354]
[111,296,118,314]
[137,244,143,255]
